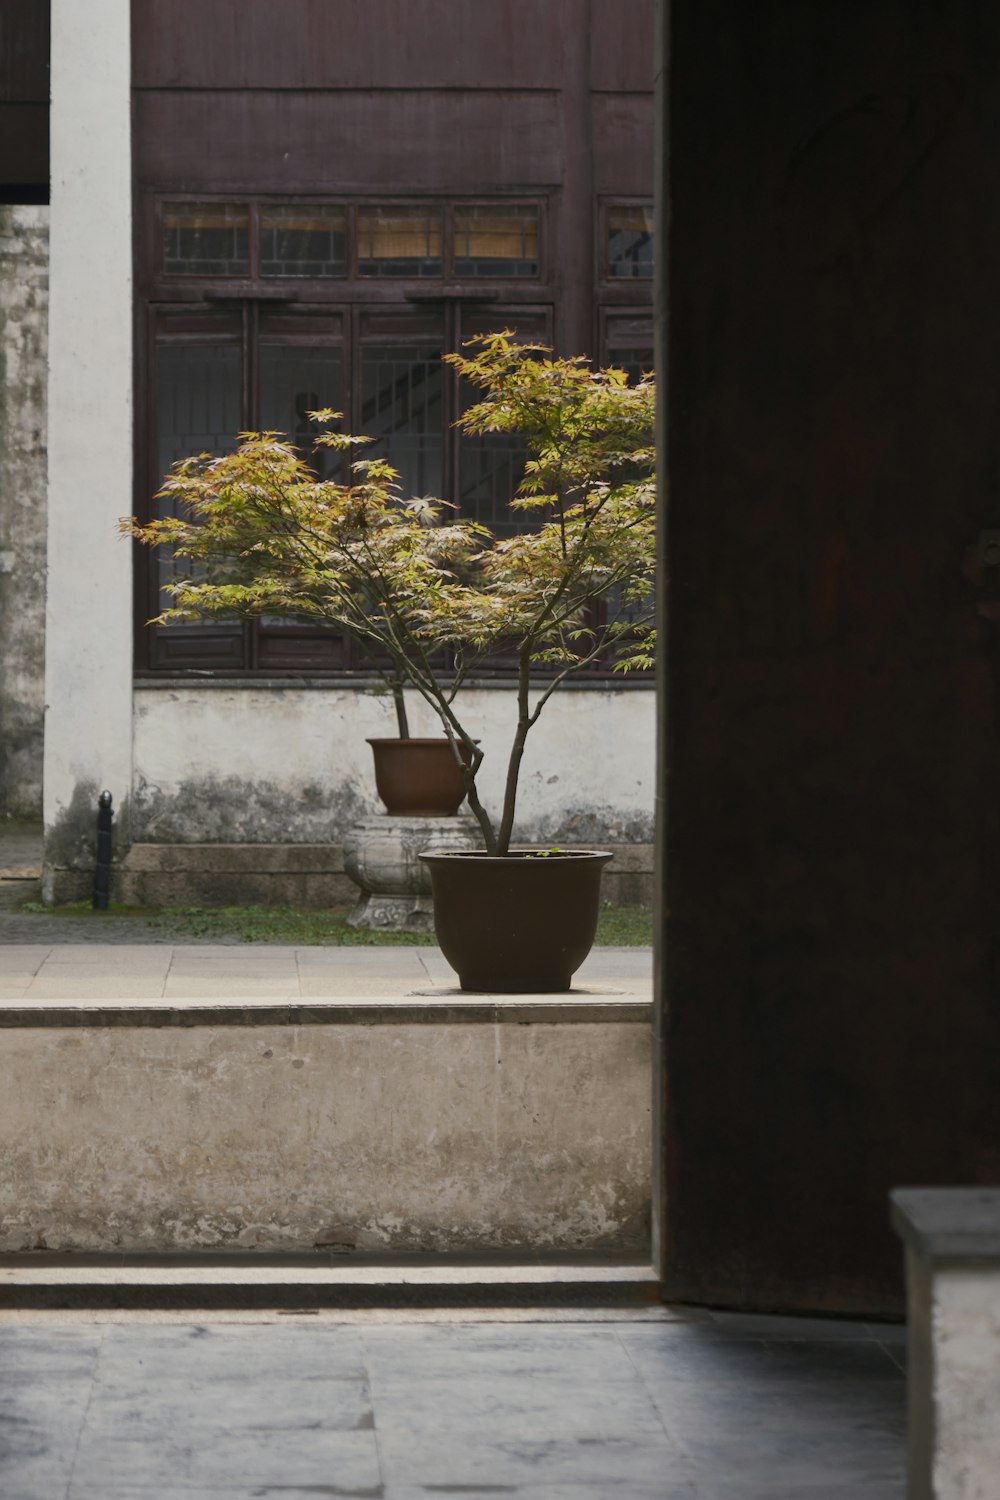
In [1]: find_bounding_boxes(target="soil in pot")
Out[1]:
[419,849,613,992]
[367,738,473,816]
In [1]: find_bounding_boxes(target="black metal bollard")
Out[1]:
[93,790,113,911]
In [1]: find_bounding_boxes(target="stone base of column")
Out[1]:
[343,814,482,933]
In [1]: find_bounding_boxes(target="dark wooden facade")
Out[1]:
[0,0,49,199]
[132,0,654,379]
[661,0,1000,1315]
[131,0,656,672]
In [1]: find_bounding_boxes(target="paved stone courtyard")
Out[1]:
[0,1308,906,1500]
[0,824,907,1496]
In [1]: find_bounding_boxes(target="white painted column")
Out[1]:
[43,0,133,895]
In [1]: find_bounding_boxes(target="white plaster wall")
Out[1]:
[0,206,48,817]
[931,1265,1000,1500]
[43,0,133,873]
[132,684,655,845]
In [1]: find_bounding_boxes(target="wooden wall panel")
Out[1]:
[0,1,48,190]
[134,90,563,193]
[0,103,48,184]
[662,0,1000,1315]
[133,0,566,90]
[590,0,655,91]
[593,94,656,194]
[0,0,49,102]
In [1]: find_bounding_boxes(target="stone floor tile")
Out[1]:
[2,1456,82,1500]
[376,1432,688,1492]
[0,946,50,970]
[166,953,301,970]
[700,1481,904,1500]
[162,975,300,998]
[619,1324,902,1383]
[0,1326,104,1373]
[365,1321,646,1366]
[0,1339,100,1500]
[295,947,430,969]
[384,1486,695,1500]
[84,1379,375,1437]
[705,1310,886,1341]
[297,974,441,997]
[366,1373,665,1441]
[0,1316,907,1500]
[70,1424,381,1494]
[160,945,268,960]
[78,1491,384,1500]
[98,1321,369,1380]
[21,975,169,999]
[39,945,173,965]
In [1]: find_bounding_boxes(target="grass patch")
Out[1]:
[593,903,655,946]
[19,900,156,917]
[15,899,654,946]
[160,906,438,946]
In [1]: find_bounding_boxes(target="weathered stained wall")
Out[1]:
[0,206,47,817]
[0,1012,651,1254]
[661,0,1000,1315]
[131,683,656,847]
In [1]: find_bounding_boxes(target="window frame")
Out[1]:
[150,194,547,294]
[599,197,655,285]
[134,291,556,676]
[134,191,651,680]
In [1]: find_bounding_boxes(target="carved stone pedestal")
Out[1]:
[343,814,480,932]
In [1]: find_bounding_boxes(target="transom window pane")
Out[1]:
[260,206,347,278]
[357,207,443,278]
[163,204,249,276]
[607,205,654,279]
[361,342,444,497]
[453,205,538,278]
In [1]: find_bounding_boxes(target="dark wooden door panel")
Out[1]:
[663,0,1000,1316]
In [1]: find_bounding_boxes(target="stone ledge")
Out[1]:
[52,841,655,907]
[0,1007,652,1255]
[891,1187,1000,1262]
[0,996,651,1028]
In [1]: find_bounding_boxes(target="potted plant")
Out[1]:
[126,332,656,988]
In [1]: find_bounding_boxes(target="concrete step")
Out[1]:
[0,1254,660,1310]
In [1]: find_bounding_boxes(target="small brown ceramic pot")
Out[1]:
[366,737,473,816]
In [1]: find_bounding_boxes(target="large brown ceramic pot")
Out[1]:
[418,849,613,992]
[366,738,473,816]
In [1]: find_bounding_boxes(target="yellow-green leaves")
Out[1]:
[127,333,656,854]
